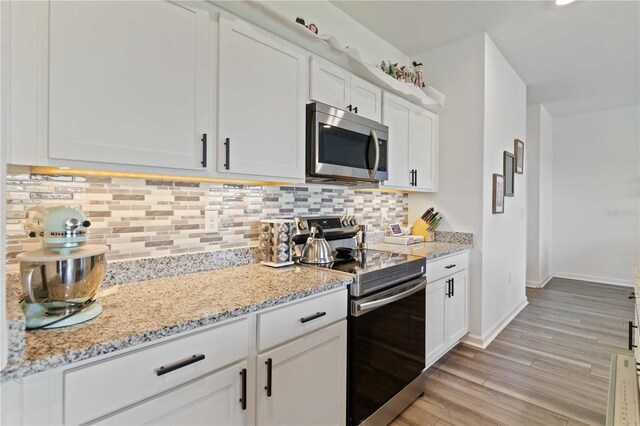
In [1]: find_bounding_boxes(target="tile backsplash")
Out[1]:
[5,167,408,265]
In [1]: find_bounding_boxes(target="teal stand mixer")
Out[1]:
[18,206,109,329]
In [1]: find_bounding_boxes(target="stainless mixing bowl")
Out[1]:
[20,253,106,315]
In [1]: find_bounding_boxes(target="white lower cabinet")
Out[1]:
[256,320,347,426]
[426,252,469,367]
[1,289,348,426]
[95,361,249,426]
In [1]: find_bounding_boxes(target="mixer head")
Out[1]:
[27,206,91,252]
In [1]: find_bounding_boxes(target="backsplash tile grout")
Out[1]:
[5,166,408,265]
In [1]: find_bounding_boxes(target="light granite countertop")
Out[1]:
[369,241,472,260]
[2,264,352,381]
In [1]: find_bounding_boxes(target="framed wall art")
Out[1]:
[492,174,504,214]
[503,151,514,196]
[514,139,524,174]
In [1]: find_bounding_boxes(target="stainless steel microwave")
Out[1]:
[306,102,389,185]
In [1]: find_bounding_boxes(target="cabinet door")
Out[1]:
[256,321,347,426]
[409,108,438,191]
[350,75,382,122]
[426,279,447,367]
[48,1,211,170]
[95,361,249,426]
[445,272,468,344]
[381,93,411,189]
[218,18,305,180]
[309,57,351,110]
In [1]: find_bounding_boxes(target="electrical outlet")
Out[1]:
[204,210,218,233]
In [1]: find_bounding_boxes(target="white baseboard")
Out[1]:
[553,272,634,287]
[462,298,528,349]
[526,274,552,288]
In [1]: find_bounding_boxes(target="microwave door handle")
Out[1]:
[369,129,380,179]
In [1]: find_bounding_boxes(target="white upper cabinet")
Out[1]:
[48,1,212,170]
[381,94,411,188]
[218,17,305,180]
[310,57,382,122]
[409,109,438,191]
[381,92,438,192]
[309,57,351,111]
[349,75,383,122]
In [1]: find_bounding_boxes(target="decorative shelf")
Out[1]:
[242,0,446,113]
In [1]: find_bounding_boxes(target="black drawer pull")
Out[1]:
[155,354,205,376]
[347,104,353,112]
[629,292,636,299]
[354,106,358,114]
[239,368,247,410]
[451,277,455,297]
[265,358,273,397]
[201,134,207,167]
[445,264,456,269]
[629,321,638,350]
[224,138,230,170]
[300,311,327,323]
[446,279,451,298]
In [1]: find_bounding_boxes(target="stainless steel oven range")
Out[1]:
[292,215,427,426]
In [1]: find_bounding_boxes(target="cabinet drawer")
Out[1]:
[257,288,347,352]
[64,319,249,425]
[426,251,468,283]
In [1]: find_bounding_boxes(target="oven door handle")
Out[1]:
[368,129,380,179]
[353,278,426,315]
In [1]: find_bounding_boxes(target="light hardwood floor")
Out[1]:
[392,278,636,426]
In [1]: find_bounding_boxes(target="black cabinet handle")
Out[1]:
[354,106,358,114]
[300,311,327,323]
[629,321,638,350]
[155,354,205,376]
[629,292,636,299]
[445,279,451,298]
[347,105,353,112]
[224,138,230,170]
[415,169,418,186]
[451,277,455,297]
[265,358,273,397]
[201,134,207,168]
[445,264,456,269]
[239,368,247,410]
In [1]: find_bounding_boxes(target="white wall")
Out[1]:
[481,35,527,342]
[409,34,527,347]
[553,106,640,286]
[526,104,553,287]
[409,33,486,340]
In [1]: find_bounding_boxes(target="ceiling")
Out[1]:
[332,0,639,116]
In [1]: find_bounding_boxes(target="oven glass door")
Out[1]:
[348,280,425,425]
[313,111,387,180]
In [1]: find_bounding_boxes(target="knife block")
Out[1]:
[410,218,435,242]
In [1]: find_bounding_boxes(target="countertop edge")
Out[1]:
[1,277,351,382]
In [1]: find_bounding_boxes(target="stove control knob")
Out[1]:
[350,218,358,226]
[341,219,349,227]
[298,220,308,230]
